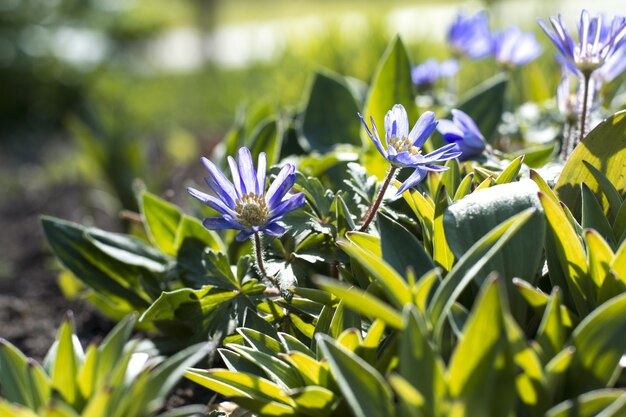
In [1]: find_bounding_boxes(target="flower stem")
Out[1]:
[577,73,591,148]
[358,166,398,232]
[253,232,278,288]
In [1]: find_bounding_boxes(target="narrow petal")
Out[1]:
[205,176,236,209]
[451,109,485,141]
[188,187,237,217]
[256,152,267,196]
[202,216,244,231]
[436,119,464,140]
[391,104,409,139]
[201,157,238,208]
[268,192,306,221]
[227,156,244,199]
[235,230,254,242]
[409,112,438,149]
[389,152,420,167]
[265,164,296,209]
[263,222,286,237]
[396,168,427,195]
[237,147,257,195]
[359,114,387,158]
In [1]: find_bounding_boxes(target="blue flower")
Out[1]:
[448,11,493,59]
[436,109,486,161]
[359,104,461,195]
[492,26,541,68]
[188,147,305,242]
[412,58,459,89]
[538,10,626,76]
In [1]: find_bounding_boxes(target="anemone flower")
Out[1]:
[411,58,459,90]
[538,11,626,77]
[357,104,461,231]
[538,10,626,155]
[189,147,305,242]
[436,109,486,161]
[448,11,493,59]
[492,26,541,68]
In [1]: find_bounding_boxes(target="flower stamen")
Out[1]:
[389,135,422,156]
[235,193,269,228]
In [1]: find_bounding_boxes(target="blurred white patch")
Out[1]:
[146,28,205,72]
[620,354,626,368]
[52,27,110,70]
[126,352,150,382]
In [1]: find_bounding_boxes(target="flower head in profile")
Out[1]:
[492,26,541,68]
[448,11,493,59]
[436,109,486,161]
[411,58,459,90]
[538,10,626,76]
[188,147,305,242]
[359,104,461,194]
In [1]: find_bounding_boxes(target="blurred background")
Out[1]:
[0,0,624,353]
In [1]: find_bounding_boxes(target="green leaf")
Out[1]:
[141,191,182,256]
[453,172,474,201]
[536,289,566,364]
[540,192,592,315]
[317,334,395,417]
[288,386,336,416]
[50,315,82,407]
[433,186,454,272]
[567,293,626,395]
[582,160,623,223]
[582,183,615,246]
[448,279,516,417]
[338,236,411,308]
[378,213,435,278]
[228,345,304,389]
[400,306,447,417]
[495,155,524,184]
[41,217,151,311]
[0,339,38,408]
[93,314,136,392]
[455,73,509,144]
[238,328,283,356]
[314,276,404,329]
[300,71,362,152]
[556,110,626,219]
[443,180,545,294]
[362,36,417,169]
[429,208,536,340]
[247,117,282,167]
[546,389,626,417]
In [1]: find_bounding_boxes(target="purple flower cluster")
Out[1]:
[447,11,541,68]
[411,58,459,90]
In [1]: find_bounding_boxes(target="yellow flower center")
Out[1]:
[235,193,269,228]
[389,136,422,156]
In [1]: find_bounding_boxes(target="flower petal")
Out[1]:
[396,168,427,195]
[408,111,438,149]
[201,157,238,208]
[228,156,244,199]
[385,104,409,140]
[235,230,254,242]
[266,164,296,208]
[268,192,306,221]
[359,113,387,158]
[202,216,244,231]
[256,152,267,196]
[188,187,237,217]
[237,147,257,195]
[263,222,286,237]
[436,119,464,141]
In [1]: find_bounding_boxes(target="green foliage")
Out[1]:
[0,314,207,417]
[35,30,626,417]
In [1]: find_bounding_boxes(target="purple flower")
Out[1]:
[492,26,541,68]
[359,104,462,194]
[448,11,493,59]
[188,147,305,242]
[538,10,626,76]
[411,58,459,89]
[436,109,486,161]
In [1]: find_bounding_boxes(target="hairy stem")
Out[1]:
[253,232,278,288]
[577,73,591,149]
[358,166,398,232]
